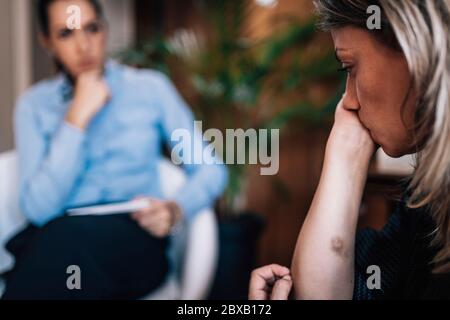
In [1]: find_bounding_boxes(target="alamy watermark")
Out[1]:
[171,121,280,176]
[366,265,381,290]
[367,5,381,30]
[66,5,81,30]
[66,265,81,290]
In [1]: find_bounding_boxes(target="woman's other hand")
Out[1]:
[131,198,183,238]
[249,264,292,300]
[65,69,110,130]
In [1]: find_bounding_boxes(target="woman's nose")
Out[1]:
[74,31,91,53]
[342,77,360,111]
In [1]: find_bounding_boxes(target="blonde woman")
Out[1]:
[249,0,450,300]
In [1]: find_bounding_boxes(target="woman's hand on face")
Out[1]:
[326,98,376,163]
[249,264,293,300]
[131,198,183,238]
[65,69,110,130]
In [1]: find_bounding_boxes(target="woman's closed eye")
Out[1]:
[57,28,73,39]
[337,65,354,75]
[84,21,102,34]
[334,50,355,77]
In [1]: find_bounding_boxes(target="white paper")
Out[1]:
[67,198,151,216]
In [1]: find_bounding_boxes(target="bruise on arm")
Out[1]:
[330,236,350,258]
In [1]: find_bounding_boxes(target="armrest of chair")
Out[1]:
[158,159,219,300]
[179,208,218,300]
[0,151,27,274]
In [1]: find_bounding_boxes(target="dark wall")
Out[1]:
[135,0,198,42]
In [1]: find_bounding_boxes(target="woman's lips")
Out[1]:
[78,60,96,70]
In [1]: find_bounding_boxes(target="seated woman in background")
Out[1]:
[249,0,450,300]
[2,0,227,299]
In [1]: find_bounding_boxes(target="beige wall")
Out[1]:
[0,0,31,152]
[100,0,136,53]
[0,0,14,152]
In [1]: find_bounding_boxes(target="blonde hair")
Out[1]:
[314,0,450,273]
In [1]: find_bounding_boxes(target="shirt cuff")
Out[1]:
[61,121,86,142]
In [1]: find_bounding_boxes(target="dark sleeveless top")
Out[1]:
[353,195,450,299]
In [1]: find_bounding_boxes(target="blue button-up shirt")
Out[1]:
[14,60,228,227]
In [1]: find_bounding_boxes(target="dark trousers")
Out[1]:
[1,215,169,300]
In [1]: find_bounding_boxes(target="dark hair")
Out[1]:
[36,0,104,37]
[313,0,400,51]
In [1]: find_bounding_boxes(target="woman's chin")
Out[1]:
[380,145,410,158]
[72,63,102,78]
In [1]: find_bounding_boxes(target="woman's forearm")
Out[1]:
[291,140,373,300]
[19,122,87,226]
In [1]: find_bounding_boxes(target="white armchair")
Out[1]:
[0,151,218,300]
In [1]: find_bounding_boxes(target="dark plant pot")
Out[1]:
[208,212,265,300]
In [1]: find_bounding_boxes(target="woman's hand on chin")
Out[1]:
[249,264,293,300]
[326,98,377,164]
[131,197,183,238]
[65,69,111,130]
